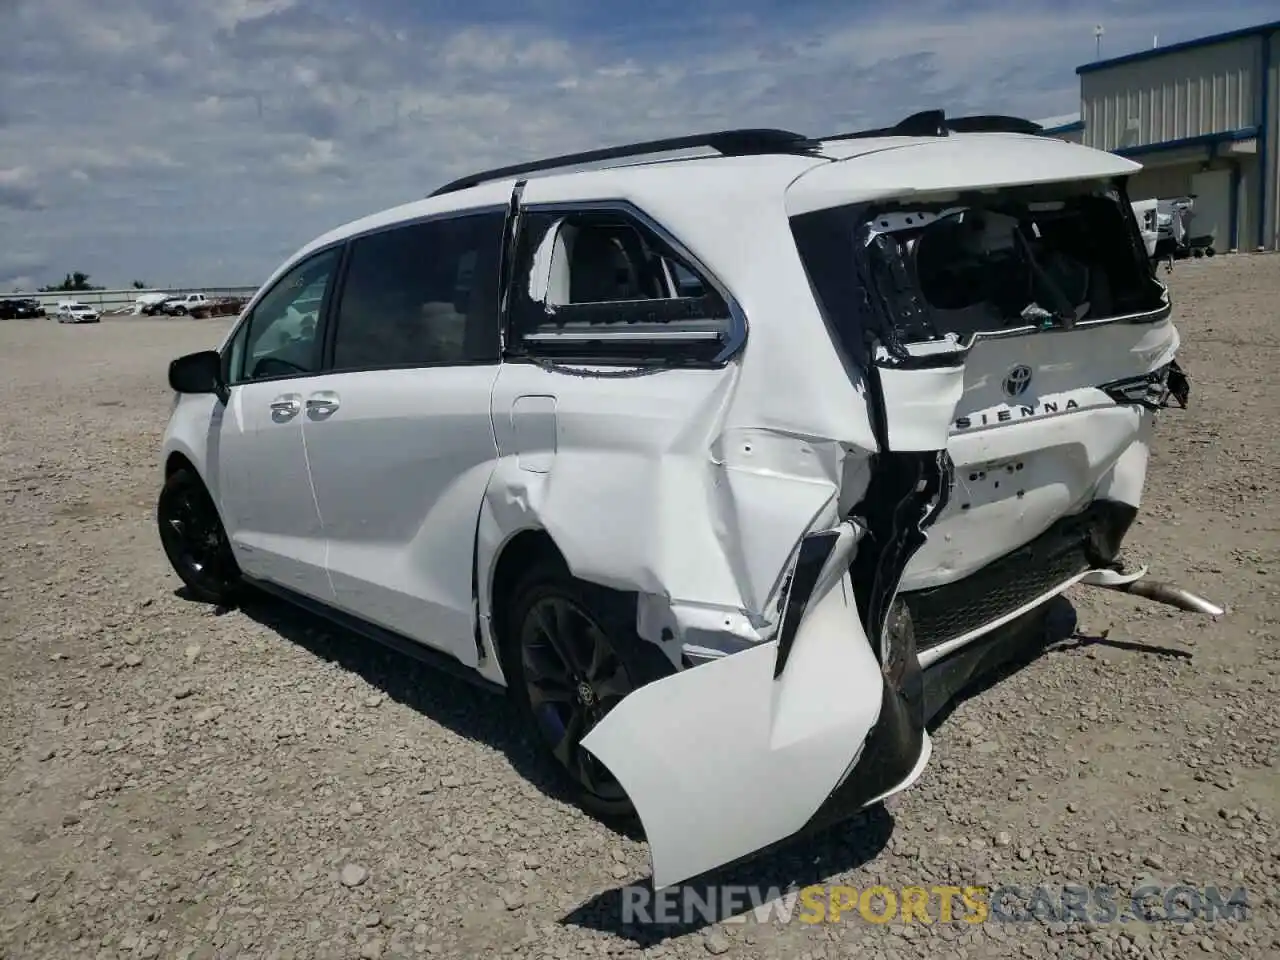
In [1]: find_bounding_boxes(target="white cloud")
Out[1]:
[211,0,299,31]
[279,138,346,177]
[0,0,1275,288]
[0,166,45,211]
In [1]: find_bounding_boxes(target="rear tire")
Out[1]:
[157,467,241,605]
[499,560,676,818]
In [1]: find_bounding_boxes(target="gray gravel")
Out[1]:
[2,256,1278,959]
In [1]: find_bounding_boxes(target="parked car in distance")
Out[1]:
[55,301,100,323]
[162,293,212,316]
[157,109,1223,892]
[134,292,171,315]
[0,298,45,319]
[141,296,179,316]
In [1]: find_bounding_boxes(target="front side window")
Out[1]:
[235,247,340,382]
[329,211,505,371]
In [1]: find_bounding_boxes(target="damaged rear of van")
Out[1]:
[569,130,1218,889]
[160,113,1222,895]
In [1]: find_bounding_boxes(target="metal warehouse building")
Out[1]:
[1041,19,1280,252]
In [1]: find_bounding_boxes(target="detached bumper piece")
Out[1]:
[580,521,925,890]
[1080,566,1224,617]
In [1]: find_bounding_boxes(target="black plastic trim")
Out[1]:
[800,679,922,835]
[848,449,954,648]
[917,602,1055,723]
[800,589,1062,837]
[241,577,506,695]
[430,128,817,196]
[899,501,1136,653]
[772,529,841,679]
[817,109,1043,143]
[496,180,528,355]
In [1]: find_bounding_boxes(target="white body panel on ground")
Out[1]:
[580,522,890,889]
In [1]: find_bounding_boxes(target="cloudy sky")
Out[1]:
[0,0,1274,290]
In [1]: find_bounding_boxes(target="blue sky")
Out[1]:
[0,0,1274,290]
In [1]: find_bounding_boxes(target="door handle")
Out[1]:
[305,391,340,418]
[269,394,302,421]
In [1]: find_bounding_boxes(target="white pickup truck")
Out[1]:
[162,293,211,316]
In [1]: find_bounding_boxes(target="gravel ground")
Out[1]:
[1,256,1278,960]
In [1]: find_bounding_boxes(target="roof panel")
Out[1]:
[786,133,1140,215]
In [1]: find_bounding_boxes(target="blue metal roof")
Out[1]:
[1077,19,1280,75]
[1111,126,1258,157]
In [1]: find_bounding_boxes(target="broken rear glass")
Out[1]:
[793,182,1170,359]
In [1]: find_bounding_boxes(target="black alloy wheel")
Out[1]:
[157,467,240,605]
[504,564,676,817]
[520,594,633,804]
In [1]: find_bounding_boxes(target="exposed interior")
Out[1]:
[853,181,1168,346]
[510,211,729,361]
[544,220,704,305]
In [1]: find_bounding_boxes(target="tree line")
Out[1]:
[34,272,149,292]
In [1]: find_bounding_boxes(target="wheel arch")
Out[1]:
[159,445,238,553]
[165,450,197,478]
[486,527,569,650]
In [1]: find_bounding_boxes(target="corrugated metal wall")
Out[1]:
[1237,158,1259,249]
[1127,166,1195,200]
[1081,37,1260,151]
[1265,31,1279,249]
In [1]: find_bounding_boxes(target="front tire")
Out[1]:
[500,562,676,818]
[157,467,241,605]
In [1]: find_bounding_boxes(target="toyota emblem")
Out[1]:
[1003,365,1034,398]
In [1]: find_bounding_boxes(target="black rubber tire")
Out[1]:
[173,306,187,316]
[499,559,677,819]
[156,467,241,605]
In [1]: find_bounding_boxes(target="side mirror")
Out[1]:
[168,350,226,402]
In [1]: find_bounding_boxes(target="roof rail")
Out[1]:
[948,114,1044,135]
[429,128,817,197]
[818,109,1044,142]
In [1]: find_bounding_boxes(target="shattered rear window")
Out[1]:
[792,183,1169,356]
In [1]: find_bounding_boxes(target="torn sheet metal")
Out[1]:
[477,362,868,668]
[579,520,893,889]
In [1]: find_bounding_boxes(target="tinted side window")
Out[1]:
[330,212,505,370]
[235,247,340,382]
